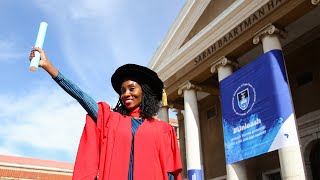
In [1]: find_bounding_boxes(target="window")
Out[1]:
[262,169,281,180]
[207,106,217,119]
[267,172,281,180]
[296,72,313,87]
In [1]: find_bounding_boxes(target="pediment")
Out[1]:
[148,0,211,70]
[149,0,237,71]
[181,0,237,47]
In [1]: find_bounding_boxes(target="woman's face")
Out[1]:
[120,80,143,110]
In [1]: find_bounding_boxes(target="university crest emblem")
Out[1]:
[237,88,249,110]
[232,83,256,116]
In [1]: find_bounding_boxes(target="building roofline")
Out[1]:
[0,155,74,171]
[148,0,211,70]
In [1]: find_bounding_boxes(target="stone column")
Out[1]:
[176,109,187,178]
[158,89,169,122]
[158,106,169,122]
[253,24,287,52]
[253,24,306,180]
[211,57,247,180]
[178,81,203,180]
[210,56,238,82]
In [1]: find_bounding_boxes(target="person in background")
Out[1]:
[29,47,182,180]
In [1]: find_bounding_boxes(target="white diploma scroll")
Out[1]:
[29,22,48,72]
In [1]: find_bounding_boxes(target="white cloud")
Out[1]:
[0,82,87,161]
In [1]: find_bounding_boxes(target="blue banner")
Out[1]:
[220,50,299,164]
[188,169,202,180]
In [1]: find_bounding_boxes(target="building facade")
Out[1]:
[150,0,320,179]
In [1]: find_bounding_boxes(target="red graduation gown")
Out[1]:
[72,102,182,180]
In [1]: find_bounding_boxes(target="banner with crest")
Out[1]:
[220,49,299,164]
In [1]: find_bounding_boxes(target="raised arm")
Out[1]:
[53,72,98,122]
[29,47,98,122]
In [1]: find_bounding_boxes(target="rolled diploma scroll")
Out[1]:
[29,22,48,72]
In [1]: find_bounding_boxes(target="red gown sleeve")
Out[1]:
[164,124,183,180]
[72,102,111,180]
[72,115,99,180]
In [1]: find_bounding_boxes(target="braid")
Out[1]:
[113,98,130,116]
[139,84,161,119]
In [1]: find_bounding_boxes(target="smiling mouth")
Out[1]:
[125,99,133,105]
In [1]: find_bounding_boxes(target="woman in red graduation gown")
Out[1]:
[30,47,182,180]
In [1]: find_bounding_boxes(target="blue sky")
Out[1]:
[0,0,185,162]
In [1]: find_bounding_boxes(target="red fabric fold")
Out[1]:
[72,114,99,180]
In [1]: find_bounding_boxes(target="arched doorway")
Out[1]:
[310,140,320,180]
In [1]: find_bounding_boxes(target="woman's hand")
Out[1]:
[29,47,50,68]
[29,47,59,77]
